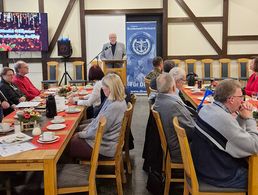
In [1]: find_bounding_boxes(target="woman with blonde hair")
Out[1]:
[69,73,127,160]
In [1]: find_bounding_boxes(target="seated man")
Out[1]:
[191,79,258,189]
[150,60,175,90]
[154,73,195,163]
[145,56,163,80]
[12,61,40,101]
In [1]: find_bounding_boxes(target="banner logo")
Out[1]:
[131,32,152,56]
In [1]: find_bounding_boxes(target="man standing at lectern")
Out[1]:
[100,33,126,68]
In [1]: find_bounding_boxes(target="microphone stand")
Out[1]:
[87,46,110,68]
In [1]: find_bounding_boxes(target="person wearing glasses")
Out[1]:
[0,67,26,116]
[12,60,40,101]
[191,79,258,189]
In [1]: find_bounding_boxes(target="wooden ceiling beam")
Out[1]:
[168,16,224,23]
[175,0,222,55]
[84,9,163,15]
[48,0,77,56]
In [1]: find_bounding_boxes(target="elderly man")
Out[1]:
[100,33,126,68]
[191,79,258,189]
[154,73,195,163]
[12,61,40,100]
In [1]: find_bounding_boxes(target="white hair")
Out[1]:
[157,73,175,93]
[169,67,186,82]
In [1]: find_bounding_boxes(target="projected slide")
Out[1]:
[0,12,48,51]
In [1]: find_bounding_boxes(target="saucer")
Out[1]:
[46,124,66,131]
[65,108,81,113]
[51,118,65,124]
[0,127,14,134]
[78,91,88,96]
[84,85,93,90]
[37,136,60,143]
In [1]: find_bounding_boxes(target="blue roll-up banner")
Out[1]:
[126,21,157,93]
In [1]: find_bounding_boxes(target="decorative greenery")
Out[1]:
[0,43,16,51]
[253,111,258,119]
[17,108,41,123]
[58,86,72,97]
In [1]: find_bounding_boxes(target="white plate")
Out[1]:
[57,109,65,113]
[50,119,65,124]
[0,127,14,133]
[78,91,88,96]
[84,85,93,90]
[46,124,66,130]
[197,96,213,102]
[37,136,60,144]
[65,108,81,113]
[184,86,195,89]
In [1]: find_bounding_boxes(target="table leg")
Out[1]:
[248,155,258,195]
[44,159,57,195]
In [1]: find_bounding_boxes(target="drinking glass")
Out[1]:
[252,92,257,101]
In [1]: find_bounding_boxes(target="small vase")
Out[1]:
[32,122,42,136]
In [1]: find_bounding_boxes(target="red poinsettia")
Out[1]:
[23,113,31,119]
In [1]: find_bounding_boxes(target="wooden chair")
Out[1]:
[151,107,184,195]
[81,103,133,195]
[57,117,106,195]
[185,59,197,75]
[219,58,231,80]
[41,61,59,89]
[237,58,250,81]
[69,61,87,86]
[149,86,157,93]
[124,94,137,174]
[172,59,182,68]
[201,59,213,82]
[173,117,246,195]
[144,78,151,96]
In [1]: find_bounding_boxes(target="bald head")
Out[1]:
[109,33,117,44]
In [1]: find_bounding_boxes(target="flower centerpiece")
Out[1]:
[18,108,41,123]
[58,86,72,97]
[17,108,42,131]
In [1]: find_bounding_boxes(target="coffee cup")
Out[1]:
[67,106,76,112]
[0,123,10,131]
[34,96,41,101]
[54,116,64,121]
[41,132,55,141]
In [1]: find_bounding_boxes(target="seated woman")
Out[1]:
[0,67,26,116]
[69,73,127,160]
[88,61,105,81]
[245,57,258,96]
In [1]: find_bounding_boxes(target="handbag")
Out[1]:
[146,147,168,195]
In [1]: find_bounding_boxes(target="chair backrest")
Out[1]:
[201,59,213,79]
[89,116,106,192]
[114,103,133,160]
[173,117,199,193]
[127,94,137,131]
[144,78,151,96]
[151,106,167,153]
[237,58,250,79]
[149,87,157,94]
[172,59,181,68]
[47,61,59,80]
[219,58,231,79]
[72,61,85,80]
[185,59,197,75]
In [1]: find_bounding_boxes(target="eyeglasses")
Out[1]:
[231,95,245,100]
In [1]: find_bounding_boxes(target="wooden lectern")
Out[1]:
[102,59,127,85]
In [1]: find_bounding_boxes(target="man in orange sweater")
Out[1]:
[12,61,40,100]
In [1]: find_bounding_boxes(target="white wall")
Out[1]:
[85,0,162,9]
[85,15,126,75]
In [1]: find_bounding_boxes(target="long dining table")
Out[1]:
[181,85,258,195]
[0,90,88,195]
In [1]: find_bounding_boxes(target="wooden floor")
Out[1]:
[1,96,183,195]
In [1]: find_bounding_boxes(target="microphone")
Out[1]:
[104,45,111,50]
